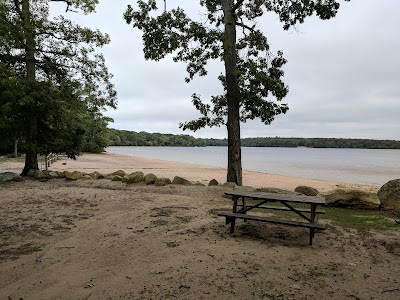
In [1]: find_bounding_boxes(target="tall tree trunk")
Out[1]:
[222,0,242,185]
[21,0,38,176]
[14,138,18,158]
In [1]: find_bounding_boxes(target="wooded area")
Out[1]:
[106,129,400,149]
[3,127,399,156]
[0,0,116,174]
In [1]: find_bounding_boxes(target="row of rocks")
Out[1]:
[1,170,398,210]
[294,182,400,210]
[22,169,220,187]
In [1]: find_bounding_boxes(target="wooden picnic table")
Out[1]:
[218,190,326,245]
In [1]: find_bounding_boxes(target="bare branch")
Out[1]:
[49,0,75,13]
[232,0,245,13]
[236,21,255,33]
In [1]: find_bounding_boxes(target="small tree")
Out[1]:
[124,0,348,185]
[0,0,117,175]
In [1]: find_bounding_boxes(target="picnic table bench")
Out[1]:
[218,190,326,245]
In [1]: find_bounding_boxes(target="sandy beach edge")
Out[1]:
[0,152,379,192]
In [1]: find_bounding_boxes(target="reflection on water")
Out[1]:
[106,146,400,186]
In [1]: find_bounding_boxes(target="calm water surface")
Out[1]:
[106,146,400,186]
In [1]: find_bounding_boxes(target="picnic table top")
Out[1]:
[224,190,326,205]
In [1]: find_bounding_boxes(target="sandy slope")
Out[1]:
[0,180,399,300]
[2,153,396,299]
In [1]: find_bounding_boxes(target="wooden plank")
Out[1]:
[237,204,325,214]
[218,211,326,230]
[225,191,326,204]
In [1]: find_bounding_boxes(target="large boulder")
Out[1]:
[65,171,84,180]
[0,172,24,182]
[223,182,237,188]
[89,171,104,179]
[256,187,293,194]
[127,171,145,184]
[295,186,319,196]
[144,173,157,185]
[208,179,219,186]
[234,186,256,192]
[27,169,47,179]
[172,176,192,185]
[58,171,68,178]
[109,170,126,177]
[377,179,400,210]
[111,175,123,182]
[82,174,93,180]
[49,171,59,178]
[154,178,171,186]
[324,189,380,209]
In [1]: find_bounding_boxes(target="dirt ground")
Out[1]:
[1,179,399,300]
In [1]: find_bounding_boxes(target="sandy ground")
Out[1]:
[1,153,399,299]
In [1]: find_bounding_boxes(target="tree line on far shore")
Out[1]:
[3,128,399,157]
[107,129,400,149]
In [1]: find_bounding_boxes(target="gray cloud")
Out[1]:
[59,0,400,140]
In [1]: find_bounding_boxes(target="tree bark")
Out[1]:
[21,0,39,176]
[222,0,242,185]
[14,138,18,158]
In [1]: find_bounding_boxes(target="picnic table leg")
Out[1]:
[242,196,247,222]
[230,196,238,233]
[309,204,317,245]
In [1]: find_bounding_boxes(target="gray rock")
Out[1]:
[111,175,123,182]
[172,176,192,185]
[27,169,46,179]
[324,189,380,209]
[234,186,255,192]
[154,178,171,186]
[58,171,68,178]
[193,182,206,186]
[127,171,145,184]
[208,179,219,186]
[256,187,293,194]
[65,171,84,180]
[223,182,237,188]
[0,172,24,182]
[377,179,400,210]
[109,170,126,177]
[294,186,319,196]
[82,174,93,180]
[89,171,104,179]
[49,171,59,178]
[145,173,157,185]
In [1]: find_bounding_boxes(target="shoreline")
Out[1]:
[1,152,379,192]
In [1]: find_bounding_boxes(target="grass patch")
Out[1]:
[321,207,398,230]
[237,200,398,230]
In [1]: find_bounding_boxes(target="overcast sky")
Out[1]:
[54,0,400,140]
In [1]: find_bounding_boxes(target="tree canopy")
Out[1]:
[0,0,117,174]
[124,0,349,185]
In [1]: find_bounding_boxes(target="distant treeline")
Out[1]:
[108,129,400,149]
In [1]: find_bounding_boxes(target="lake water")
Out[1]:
[106,146,400,186]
